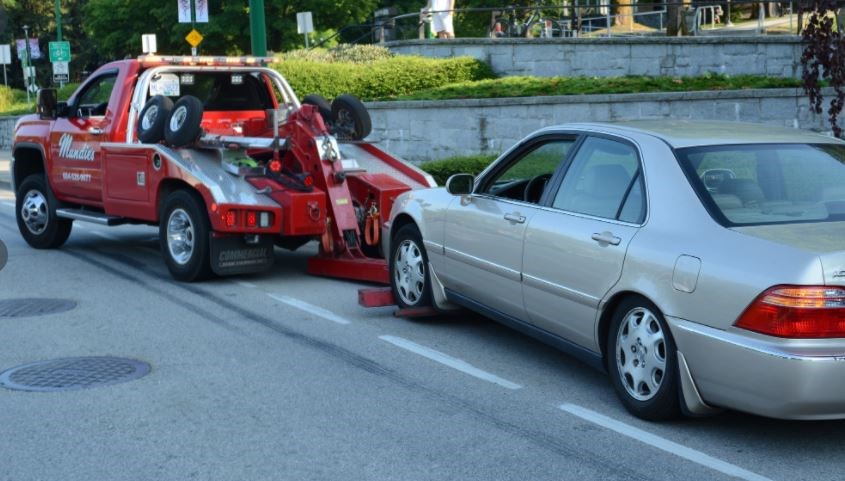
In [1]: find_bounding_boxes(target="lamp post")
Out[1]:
[249,0,267,56]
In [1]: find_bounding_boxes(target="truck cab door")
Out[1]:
[49,70,118,204]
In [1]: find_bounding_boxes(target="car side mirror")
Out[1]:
[446,173,474,195]
[36,88,58,120]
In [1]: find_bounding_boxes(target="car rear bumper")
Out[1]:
[668,317,845,420]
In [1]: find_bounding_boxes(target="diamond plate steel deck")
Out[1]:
[0,357,151,392]
[0,298,77,318]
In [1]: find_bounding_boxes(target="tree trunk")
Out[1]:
[666,4,688,35]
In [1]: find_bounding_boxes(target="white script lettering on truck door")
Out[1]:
[58,133,96,161]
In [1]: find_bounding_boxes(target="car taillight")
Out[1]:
[269,160,282,173]
[246,211,257,227]
[225,210,237,228]
[735,285,845,338]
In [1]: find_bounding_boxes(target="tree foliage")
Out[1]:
[800,0,844,136]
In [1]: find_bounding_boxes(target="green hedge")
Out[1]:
[280,45,394,64]
[273,55,495,101]
[420,154,497,185]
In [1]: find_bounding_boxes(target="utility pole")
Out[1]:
[56,0,63,41]
[249,0,267,56]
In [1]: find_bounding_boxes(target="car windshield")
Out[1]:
[677,143,845,226]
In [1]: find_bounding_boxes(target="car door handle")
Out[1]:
[591,232,621,245]
[88,128,104,136]
[504,213,526,224]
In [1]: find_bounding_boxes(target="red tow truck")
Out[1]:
[11,55,435,282]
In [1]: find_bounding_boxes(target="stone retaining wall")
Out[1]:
[386,37,803,79]
[365,88,829,162]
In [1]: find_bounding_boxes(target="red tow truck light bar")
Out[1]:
[138,55,273,67]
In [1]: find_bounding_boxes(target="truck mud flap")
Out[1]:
[209,234,274,276]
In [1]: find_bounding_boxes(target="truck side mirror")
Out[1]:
[36,88,58,120]
[445,173,474,195]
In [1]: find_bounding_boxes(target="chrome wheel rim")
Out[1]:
[393,239,425,305]
[21,189,49,235]
[169,105,187,131]
[141,105,158,130]
[615,307,667,402]
[166,208,194,265]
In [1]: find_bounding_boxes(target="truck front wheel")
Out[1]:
[160,190,212,282]
[16,174,72,249]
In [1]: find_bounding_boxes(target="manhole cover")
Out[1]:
[0,357,151,392]
[0,298,77,318]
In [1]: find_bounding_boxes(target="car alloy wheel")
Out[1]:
[615,306,667,402]
[21,189,49,235]
[393,238,426,306]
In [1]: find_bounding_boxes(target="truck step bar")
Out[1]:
[56,208,128,226]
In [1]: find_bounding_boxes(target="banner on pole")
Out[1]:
[178,0,192,23]
[16,39,41,60]
[195,0,209,22]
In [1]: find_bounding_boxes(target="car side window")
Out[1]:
[481,139,575,204]
[552,136,644,222]
[75,73,118,118]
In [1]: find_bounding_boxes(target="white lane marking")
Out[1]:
[559,403,774,481]
[267,293,351,325]
[379,335,523,390]
[237,281,257,289]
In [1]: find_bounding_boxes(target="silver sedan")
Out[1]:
[384,121,845,421]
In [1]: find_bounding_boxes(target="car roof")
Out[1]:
[542,120,843,149]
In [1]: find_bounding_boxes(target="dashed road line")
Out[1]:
[267,293,351,325]
[237,281,257,289]
[379,335,523,390]
[559,403,774,481]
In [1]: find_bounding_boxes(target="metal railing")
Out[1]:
[322,0,806,47]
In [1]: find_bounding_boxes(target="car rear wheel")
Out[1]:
[16,174,72,249]
[389,224,431,309]
[160,190,212,282]
[137,95,174,143]
[607,297,681,421]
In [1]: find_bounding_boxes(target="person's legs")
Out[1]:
[432,11,446,38]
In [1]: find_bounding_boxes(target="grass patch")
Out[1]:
[379,74,803,101]
[420,154,497,185]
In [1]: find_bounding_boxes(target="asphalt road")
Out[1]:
[0,184,843,481]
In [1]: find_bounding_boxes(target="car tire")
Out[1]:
[330,94,372,141]
[607,297,681,421]
[389,224,432,309]
[302,94,333,122]
[164,95,204,147]
[16,174,72,249]
[160,190,212,282]
[137,95,174,143]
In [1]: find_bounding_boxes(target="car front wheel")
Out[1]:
[16,174,72,249]
[607,297,681,421]
[389,224,431,309]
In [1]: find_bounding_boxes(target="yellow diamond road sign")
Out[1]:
[185,29,203,47]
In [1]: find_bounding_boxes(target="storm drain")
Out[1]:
[0,357,151,392]
[0,298,77,318]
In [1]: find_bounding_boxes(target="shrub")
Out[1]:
[420,154,497,185]
[0,85,18,112]
[57,83,80,101]
[280,45,394,64]
[274,55,495,101]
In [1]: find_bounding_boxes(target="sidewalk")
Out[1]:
[0,150,11,188]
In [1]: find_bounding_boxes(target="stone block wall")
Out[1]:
[386,37,803,79]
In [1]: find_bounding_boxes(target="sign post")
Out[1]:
[0,45,11,86]
[48,41,71,87]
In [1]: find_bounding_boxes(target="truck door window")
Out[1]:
[75,73,117,118]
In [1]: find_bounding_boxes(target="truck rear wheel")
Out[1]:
[16,174,72,249]
[331,94,372,141]
[164,95,204,147]
[137,95,174,143]
[160,190,212,282]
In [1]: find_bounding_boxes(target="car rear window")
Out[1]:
[676,143,845,226]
